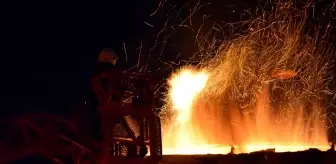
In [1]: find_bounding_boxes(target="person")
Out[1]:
[90,48,121,164]
[88,48,120,140]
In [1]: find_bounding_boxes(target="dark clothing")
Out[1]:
[93,62,117,76]
[88,62,117,141]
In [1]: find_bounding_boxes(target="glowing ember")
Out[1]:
[162,68,329,155]
[161,1,333,155]
[163,145,330,155]
[271,70,297,79]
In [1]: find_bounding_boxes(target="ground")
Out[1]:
[161,150,336,164]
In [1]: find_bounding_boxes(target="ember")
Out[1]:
[162,68,329,155]
[161,1,334,155]
[271,70,297,80]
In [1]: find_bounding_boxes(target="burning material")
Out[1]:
[162,68,210,154]
[271,70,297,80]
[162,67,330,155]
[161,1,334,155]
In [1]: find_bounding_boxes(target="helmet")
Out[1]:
[98,48,119,65]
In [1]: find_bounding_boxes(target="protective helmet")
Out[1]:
[98,48,119,65]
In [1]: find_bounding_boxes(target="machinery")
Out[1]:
[90,68,162,163]
[0,68,162,164]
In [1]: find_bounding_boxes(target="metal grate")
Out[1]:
[124,115,140,137]
[112,123,129,138]
[110,115,162,159]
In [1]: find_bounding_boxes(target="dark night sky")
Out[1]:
[8,0,163,115]
[5,0,336,119]
[7,0,255,116]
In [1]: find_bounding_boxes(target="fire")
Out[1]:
[160,1,334,155]
[163,68,210,154]
[162,68,330,155]
[169,69,208,122]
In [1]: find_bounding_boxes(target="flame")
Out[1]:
[163,68,209,154]
[160,1,334,155]
[169,69,208,122]
[162,68,329,155]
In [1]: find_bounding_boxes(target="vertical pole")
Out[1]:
[149,114,162,161]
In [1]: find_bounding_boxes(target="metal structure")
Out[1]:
[0,69,162,164]
[91,69,162,163]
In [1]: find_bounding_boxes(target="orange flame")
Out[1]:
[163,68,210,154]
[162,68,329,155]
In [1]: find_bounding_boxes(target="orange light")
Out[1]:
[271,70,297,79]
[162,68,329,155]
